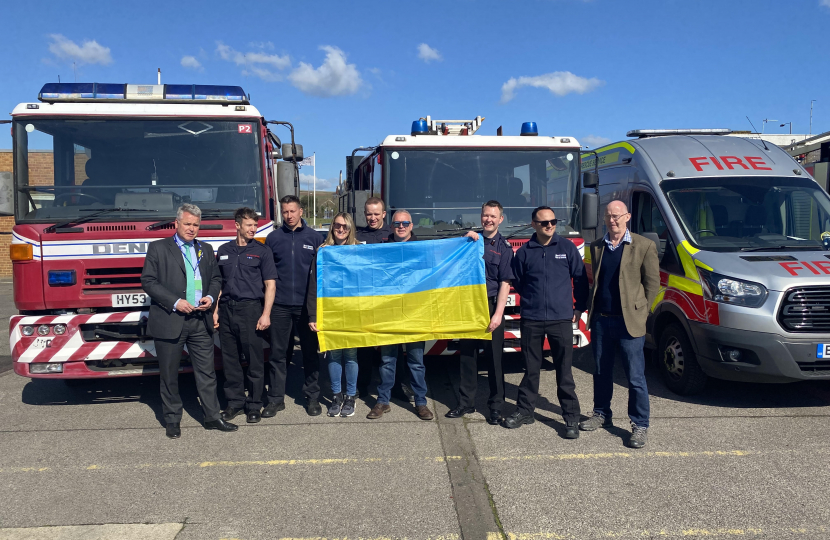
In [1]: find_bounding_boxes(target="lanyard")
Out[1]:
[176,236,203,272]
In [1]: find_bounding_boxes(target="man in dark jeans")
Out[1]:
[214,207,277,424]
[445,200,513,425]
[505,206,588,437]
[263,195,324,416]
[355,197,414,402]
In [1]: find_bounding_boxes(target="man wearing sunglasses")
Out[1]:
[505,206,588,437]
[367,210,433,421]
[579,200,659,449]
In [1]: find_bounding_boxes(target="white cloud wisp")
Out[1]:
[501,71,604,103]
[48,34,113,65]
[180,56,203,71]
[582,135,612,148]
[216,42,290,81]
[417,43,442,63]
[288,46,363,97]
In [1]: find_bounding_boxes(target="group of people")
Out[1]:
[140,195,659,449]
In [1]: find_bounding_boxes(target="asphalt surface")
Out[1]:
[1,279,830,539]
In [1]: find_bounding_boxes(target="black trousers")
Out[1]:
[356,346,410,393]
[155,314,221,424]
[267,303,320,403]
[458,296,505,412]
[219,299,265,412]
[518,319,580,423]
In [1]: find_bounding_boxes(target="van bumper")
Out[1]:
[688,321,830,383]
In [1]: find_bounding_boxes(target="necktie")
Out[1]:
[182,242,196,305]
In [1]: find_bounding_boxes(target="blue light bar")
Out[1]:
[521,122,539,136]
[411,119,429,135]
[38,83,247,104]
[48,270,76,287]
[39,83,126,101]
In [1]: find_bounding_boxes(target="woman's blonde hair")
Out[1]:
[322,212,358,247]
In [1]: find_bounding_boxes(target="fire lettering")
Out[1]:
[778,261,830,276]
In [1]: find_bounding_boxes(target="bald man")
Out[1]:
[580,200,660,449]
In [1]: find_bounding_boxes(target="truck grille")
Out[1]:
[83,267,144,291]
[778,286,830,332]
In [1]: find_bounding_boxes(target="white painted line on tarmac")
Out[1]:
[0,523,183,540]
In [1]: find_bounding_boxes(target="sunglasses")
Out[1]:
[333,223,350,231]
[392,221,412,228]
[533,219,559,227]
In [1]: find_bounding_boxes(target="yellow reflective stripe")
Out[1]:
[651,289,666,312]
[677,241,701,281]
[590,142,636,155]
[668,274,703,296]
[584,248,592,264]
[681,240,699,255]
[694,259,714,271]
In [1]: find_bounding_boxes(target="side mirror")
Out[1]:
[0,172,13,216]
[583,171,598,189]
[642,231,664,258]
[282,144,304,162]
[270,150,282,160]
[581,192,598,230]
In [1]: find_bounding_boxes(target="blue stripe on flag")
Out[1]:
[317,236,485,299]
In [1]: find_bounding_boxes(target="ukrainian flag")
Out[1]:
[316,237,491,352]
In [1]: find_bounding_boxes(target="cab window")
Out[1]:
[631,191,682,274]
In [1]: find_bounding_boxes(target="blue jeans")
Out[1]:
[378,342,427,406]
[591,316,650,428]
[328,348,358,395]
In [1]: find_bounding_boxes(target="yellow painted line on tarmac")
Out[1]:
[480,449,754,462]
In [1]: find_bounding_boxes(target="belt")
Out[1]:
[599,312,622,317]
[221,298,261,306]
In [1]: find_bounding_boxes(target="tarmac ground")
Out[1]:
[1,280,830,539]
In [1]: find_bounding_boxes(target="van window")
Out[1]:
[631,191,683,274]
[662,177,830,252]
[596,167,632,238]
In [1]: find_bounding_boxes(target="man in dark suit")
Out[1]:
[141,203,238,439]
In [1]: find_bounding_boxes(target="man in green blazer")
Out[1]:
[579,200,660,448]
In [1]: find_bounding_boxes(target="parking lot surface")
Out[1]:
[2,328,830,540]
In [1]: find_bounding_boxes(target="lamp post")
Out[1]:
[810,100,816,135]
[780,122,792,134]
[762,119,778,134]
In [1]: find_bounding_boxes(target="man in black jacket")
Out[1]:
[504,206,588,437]
[263,195,325,416]
[141,203,238,439]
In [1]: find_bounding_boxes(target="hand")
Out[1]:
[176,299,196,314]
[309,322,318,332]
[213,310,220,329]
[256,314,271,331]
[572,310,583,324]
[487,312,502,333]
[465,231,480,242]
[195,296,213,311]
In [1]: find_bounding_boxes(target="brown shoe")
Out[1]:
[415,405,434,421]
[366,403,391,419]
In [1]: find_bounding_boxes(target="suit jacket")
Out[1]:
[587,231,660,338]
[140,236,222,340]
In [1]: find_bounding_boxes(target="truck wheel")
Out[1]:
[657,324,707,395]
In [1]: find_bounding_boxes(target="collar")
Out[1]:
[174,233,196,247]
[281,219,306,233]
[389,232,417,242]
[527,232,559,248]
[484,230,504,246]
[603,228,632,247]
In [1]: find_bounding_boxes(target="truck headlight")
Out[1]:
[698,268,768,308]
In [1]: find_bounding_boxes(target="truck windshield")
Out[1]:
[384,149,580,236]
[662,177,830,252]
[12,118,264,222]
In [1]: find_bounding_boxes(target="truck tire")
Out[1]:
[657,323,707,395]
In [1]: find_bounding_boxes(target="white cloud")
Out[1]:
[288,46,363,97]
[417,43,442,63]
[48,34,112,65]
[582,135,612,147]
[180,55,203,71]
[216,42,290,81]
[500,71,604,103]
[248,41,275,50]
[822,0,830,8]
[299,173,337,191]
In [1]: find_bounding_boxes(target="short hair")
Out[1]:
[482,200,504,216]
[177,203,201,220]
[280,195,302,208]
[392,209,412,221]
[365,197,386,211]
[531,205,554,222]
[234,207,259,224]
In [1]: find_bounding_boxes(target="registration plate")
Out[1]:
[817,344,830,358]
[111,293,150,307]
[32,337,52,349]
[505,294,517,307]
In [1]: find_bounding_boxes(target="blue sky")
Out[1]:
[2,0,829,190]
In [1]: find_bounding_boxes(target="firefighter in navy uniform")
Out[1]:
[214,208,278,424]
[445,200,513,425]
[354,197,414,402]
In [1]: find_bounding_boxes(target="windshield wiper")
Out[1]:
[739,245,820,252]
[146,212,230,231]
[44,208,157,234]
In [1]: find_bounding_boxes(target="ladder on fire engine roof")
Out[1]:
[422,115,485,136]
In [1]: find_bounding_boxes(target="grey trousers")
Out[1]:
[155,315,221,424]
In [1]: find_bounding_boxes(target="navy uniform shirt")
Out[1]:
[216,239,278,302]
[264,219,325,306]
[483,231,515,298]
[356,224,391,244]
